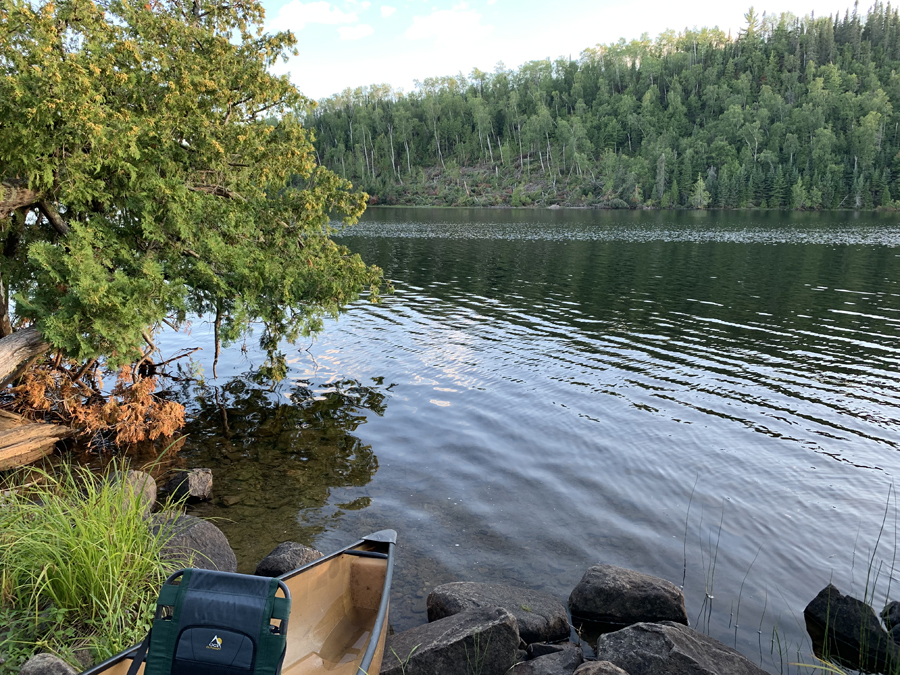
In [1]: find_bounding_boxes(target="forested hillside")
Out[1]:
[308,4,900,209]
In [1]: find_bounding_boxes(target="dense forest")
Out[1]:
[307,4,900,209]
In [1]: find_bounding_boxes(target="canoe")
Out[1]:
[81,530,396,675]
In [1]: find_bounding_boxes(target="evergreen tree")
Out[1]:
[690,173,712,208]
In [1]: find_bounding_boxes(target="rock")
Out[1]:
[573,662,631,675]
[19,653,77,675]
[892,624,900,643]
[883,600,900,629]
[510,642,583,675]
[528,643,572,658]
[382,607,520,675]
[111,469,156,515]
[594,621,768,675]
[255,541,323,577]
[568,565,687,627]
[428,581,570,643]
[160,468,212,502]
[804,584,900,672]
[150,512,237,572]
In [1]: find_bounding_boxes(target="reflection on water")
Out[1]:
[155,208,900,674]
[175,376,385,566]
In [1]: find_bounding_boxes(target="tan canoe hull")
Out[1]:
[81,531,396,675]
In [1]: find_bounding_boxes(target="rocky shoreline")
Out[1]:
[16,467,900,675]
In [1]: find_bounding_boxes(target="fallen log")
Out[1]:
[0,410,72,470]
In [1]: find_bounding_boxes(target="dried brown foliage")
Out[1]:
[10,360,186,446]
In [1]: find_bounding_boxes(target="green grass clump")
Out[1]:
[0,463,179,672]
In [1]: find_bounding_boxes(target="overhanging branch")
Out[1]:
[37,201,69,236]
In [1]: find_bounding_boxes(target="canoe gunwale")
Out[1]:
[77,531,396,675]
[355,539,394,675]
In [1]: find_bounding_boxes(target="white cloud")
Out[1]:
[360,1,371,8]
[405,4,492,42]
[338,23,375,39]
[269,1,357,31]
[380,5,396,17]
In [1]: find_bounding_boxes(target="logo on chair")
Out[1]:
[207,635,223,650]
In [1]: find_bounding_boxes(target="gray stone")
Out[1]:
[510,642,583,675]
[150,512,237,572]
[382,607,520,675]
[574,662,631,675]
[255,541,323,577]
[568,565,687,627]
[19,653,77,675]
[428,581,570,644]
[111,470,156,516]
[883,600,900,629]
[892,624,900,643]
[594,621,768,675]
[805,584,900,672]
[160,468,212,502]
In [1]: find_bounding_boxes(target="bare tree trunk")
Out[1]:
[0,270,11,338]
[0,327,50,389]
[0,180,41,220]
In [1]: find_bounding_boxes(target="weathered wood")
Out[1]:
[0,180,41,219]
[0,421,71,470]
[0,327,50,388]
[0,409,27,431]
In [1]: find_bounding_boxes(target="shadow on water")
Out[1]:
[169,374,387,572]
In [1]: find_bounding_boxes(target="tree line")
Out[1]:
[308,3,900,209]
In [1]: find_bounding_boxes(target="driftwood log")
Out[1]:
[0,409,71,470]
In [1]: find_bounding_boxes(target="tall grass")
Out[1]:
[0,463,180,672]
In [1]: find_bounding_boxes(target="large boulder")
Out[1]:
[510,642,583,675]
[382,607,520,675]
[150,512,237,572]
[255,542,323,577]
[573,663,630,675]
[805,584,900,672]
[428,582,570,644]
[19,654,77,675]
[160,468,213,502]
[594,621,768,675]
[111,469,156,516]
[568,565,687,627]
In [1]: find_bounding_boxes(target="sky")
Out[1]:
[260,0,848,101]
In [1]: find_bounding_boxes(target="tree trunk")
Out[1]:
[0,180,41,219]
[0,327,50,388]
[0,270,11,338]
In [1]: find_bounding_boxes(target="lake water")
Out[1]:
[158,208,900,673]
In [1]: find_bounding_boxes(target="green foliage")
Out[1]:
[308,4,900,212]
[0,464,182,671]
[690,174,711,209]
[0,0,383,368]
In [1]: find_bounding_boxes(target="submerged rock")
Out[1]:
[805,584,900,672]
[19,654,77,675]
[382,606,519,675]
[160,468,213,502]
[150,512,237,572]
[255,542,323,577]
[428,581,570,644]
[568,565,687,627]
[594,621,767,675]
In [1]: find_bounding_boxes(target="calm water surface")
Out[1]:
[158,208,900,673]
